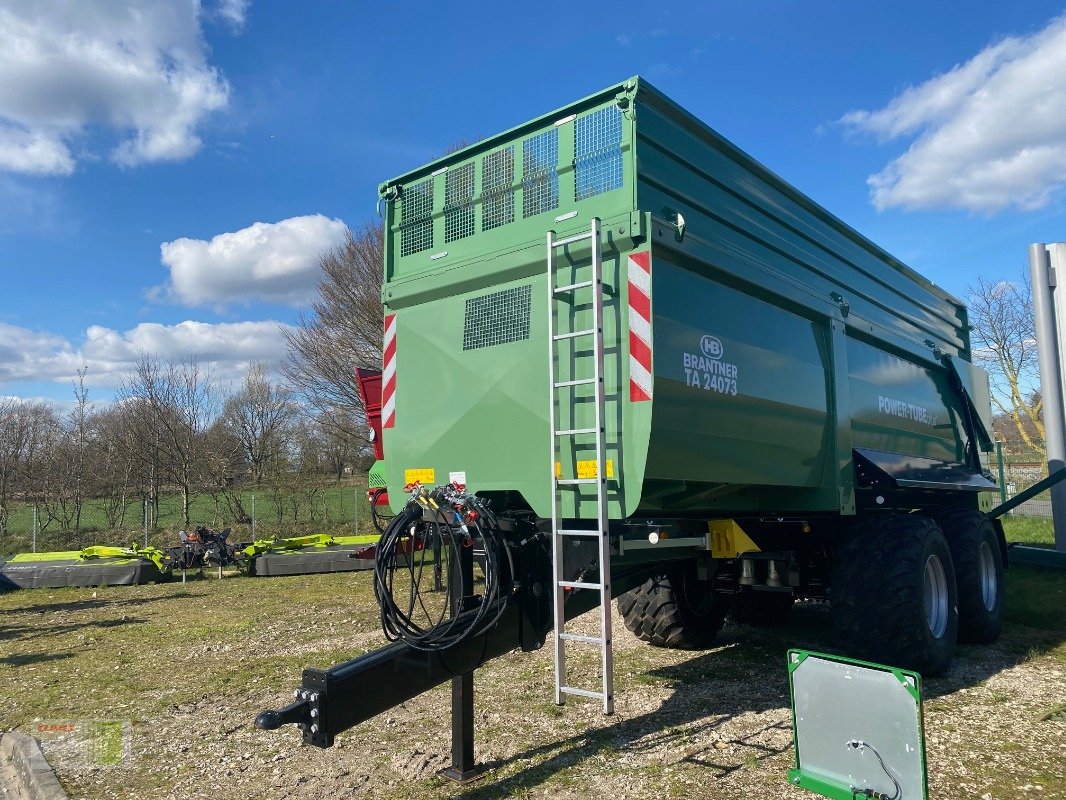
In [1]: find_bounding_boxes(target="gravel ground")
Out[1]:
[1,570,1063,799]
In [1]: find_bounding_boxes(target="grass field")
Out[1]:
[1,560,1062,800]
[1001,515,1057,547]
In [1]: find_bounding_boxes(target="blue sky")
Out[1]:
[2,0,1065,404]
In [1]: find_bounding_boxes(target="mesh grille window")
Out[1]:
[522,129,559,218]
[400,178,434,256]
[575,106,623,200]
[482,146,515,231]
[462,285,531,350]
[444,162,475,243]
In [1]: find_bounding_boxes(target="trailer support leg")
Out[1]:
[442,536,482,782]
[442,671,480,781]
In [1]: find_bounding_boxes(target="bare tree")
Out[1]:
[968,274,1044,454]
[222,361,298,485]
[33,374,95,534]
[308,407,362,479]
[0,399,54,535]
[91,402,140,530]
[65,370,92,531]
[203,417,250,526]
[118,395,165,529]
[283,222,384,442]
[121,355,220,528]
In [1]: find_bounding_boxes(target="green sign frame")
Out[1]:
[787,649,928,800]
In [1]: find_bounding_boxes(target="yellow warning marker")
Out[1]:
[576,459,614,479]
[708,519,760,558]
[403,467,436,485]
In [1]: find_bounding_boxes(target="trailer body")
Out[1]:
[258,78,1004,758]
[378,77,995,522]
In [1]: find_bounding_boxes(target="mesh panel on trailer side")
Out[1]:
[482,145,515,231]
[575,106,623,201]
[462,285,532,350]
[400,178,434,256]
[444,162,476,243]
[522,129,559,218]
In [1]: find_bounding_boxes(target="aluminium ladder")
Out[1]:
[546,217,614,714]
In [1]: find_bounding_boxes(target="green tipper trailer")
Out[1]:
[260,77,1005,760]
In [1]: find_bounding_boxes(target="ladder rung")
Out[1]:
[553,329,595,340]
[556,478,598,485]
[559,686,606,700]
[559,633,605,644]
[554,280,594,293]
[552,232,594,248]
[559,580,602,590]
[558,529,602,537]
[555,427,597,436]
[554,378,596,388]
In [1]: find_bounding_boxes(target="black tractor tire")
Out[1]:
[928,509,1004,644]
[832,514,959,676]
[730,590,795,625]
[618,561,730,649]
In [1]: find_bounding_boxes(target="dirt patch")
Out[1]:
[1,572,1063,799]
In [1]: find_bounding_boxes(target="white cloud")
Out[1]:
[213,0,250,31]
[157,215,348,308]
[0,1,233,175]
[840,15,1066,213]
[0,124,74,175]
[0,319,293,389]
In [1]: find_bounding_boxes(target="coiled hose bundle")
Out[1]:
[373,484,514,652]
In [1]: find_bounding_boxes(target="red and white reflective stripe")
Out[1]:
[382,313,397,428]
[627,251,652,402]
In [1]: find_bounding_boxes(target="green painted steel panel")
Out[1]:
[378,77,989,520]
[847,337,967,464]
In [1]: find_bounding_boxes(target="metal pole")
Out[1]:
[251,494,256,539]
[996,441,1007,507]
[143,498,148,548]
[354,482,360,535]
[32,505,37,553]
[1028,243,1066,551]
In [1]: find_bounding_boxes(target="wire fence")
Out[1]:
[997,447,1053,518]
[0,478,377,557]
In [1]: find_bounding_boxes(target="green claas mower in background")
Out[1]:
[0,545,168,590]
[258,77,1009,774]
[243,533,382,576]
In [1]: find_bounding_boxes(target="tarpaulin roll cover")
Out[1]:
[249,545,414,577]
[0,557,166,590]
[249,545,379,577]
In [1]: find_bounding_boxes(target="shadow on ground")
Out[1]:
[0,590,195,617]
[456,591,1064,798]
[0,651,75,667]
[0,616,148,644]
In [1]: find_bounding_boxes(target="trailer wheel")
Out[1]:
[730,590,794,625]
[832,514,958,676]
[928,509,1004,644]
[618,561,729,649]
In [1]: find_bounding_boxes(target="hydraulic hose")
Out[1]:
[373,484,514,652]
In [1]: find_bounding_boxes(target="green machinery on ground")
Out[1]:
[243,533,382,576]
[0,530,388,589]
[0,545,168,589]
[258,77,1006,776]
